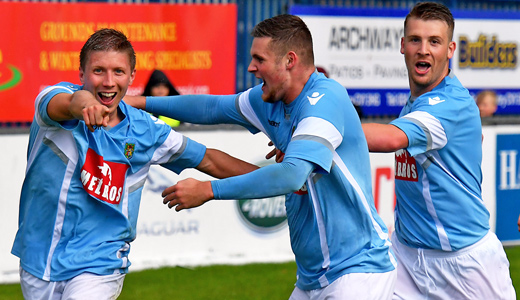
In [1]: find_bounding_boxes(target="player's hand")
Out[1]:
[265,141,285,163]
[69,90,110,132]
[81,104,110,132]
[162,178,213,212]
[517,214,520,232]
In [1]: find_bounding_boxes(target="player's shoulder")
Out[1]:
[420,90,472,111]
[54,81,81,90]
[303,76,349,109]
[243,85,263,104]
[416,74,472,111]
[123,103,158,125]
[44,82,81,94]
[126,112,179,149]
[441,73,474,105]
[38,82,80,102]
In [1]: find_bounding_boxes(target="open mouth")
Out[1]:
[99,92,117,105]
[261,80,267,90]
[415,61,431,74]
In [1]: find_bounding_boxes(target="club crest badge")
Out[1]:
[124,142,135,160]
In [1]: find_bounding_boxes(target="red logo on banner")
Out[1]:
[394,149,418,182]
[80,148,129,204]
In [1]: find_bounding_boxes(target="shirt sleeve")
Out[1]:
[281,79,348,173]
[36,82,81,129]
[284,116,342,174]
[146,94,255,131]
[211,157,314,200]
[391,104,447,157]
[158,132,207,174]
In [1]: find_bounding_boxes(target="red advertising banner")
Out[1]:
[0,2,237,123]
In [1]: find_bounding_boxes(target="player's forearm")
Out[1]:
[197,148,259,179]
[48,90,96,122]
[46,92,74,122]
[362,123,409,152]
[123,95,146,110]
[211,157,313,200]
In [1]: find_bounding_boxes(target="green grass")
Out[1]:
[507,246,520,298]
[0,262,297,300]
[118,263,296,300]
[2,247,520,299]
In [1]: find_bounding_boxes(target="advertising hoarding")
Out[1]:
[0,2,237,123]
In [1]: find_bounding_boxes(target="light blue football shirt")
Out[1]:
[147,72,397,290]
[12,82,206,281]
[390,72,490,251]
[239,73,396,290]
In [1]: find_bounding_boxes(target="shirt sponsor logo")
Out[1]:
[395,149,418,181]
[81,148,129,204]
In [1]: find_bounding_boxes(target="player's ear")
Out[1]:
[447,41,456,59]
[286,51,297,69]
[129,69,136,86]
[79,68,85,84]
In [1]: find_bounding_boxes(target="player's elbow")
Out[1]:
[286,177,307,193]
[384,138,408,152]
[278,169,308,193]
[275,158,313,193]
[367,134,408,152]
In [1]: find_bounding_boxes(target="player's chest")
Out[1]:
[264,111,300,153]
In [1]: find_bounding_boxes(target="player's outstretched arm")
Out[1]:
[163,157,314,212]
[196,148,259,179]
[162,178,213,211]
[47,90,109,132]
[160,148,259,212]
[128,93,253,129]
[123,95,146,110]
[362,123,409,152]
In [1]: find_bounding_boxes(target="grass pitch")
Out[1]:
[1,247,520,299]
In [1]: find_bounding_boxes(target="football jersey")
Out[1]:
[12,82,206,281]
[147,72,397,290]
[239,73,396,290]
[390,72,490,251]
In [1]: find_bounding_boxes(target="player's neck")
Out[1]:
[283,66,314,105]
[107,107,125,127]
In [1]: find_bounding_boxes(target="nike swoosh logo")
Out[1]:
[428,96,445,105]
[307,92,324,105]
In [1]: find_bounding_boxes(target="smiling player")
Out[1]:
[11,28,257,299]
